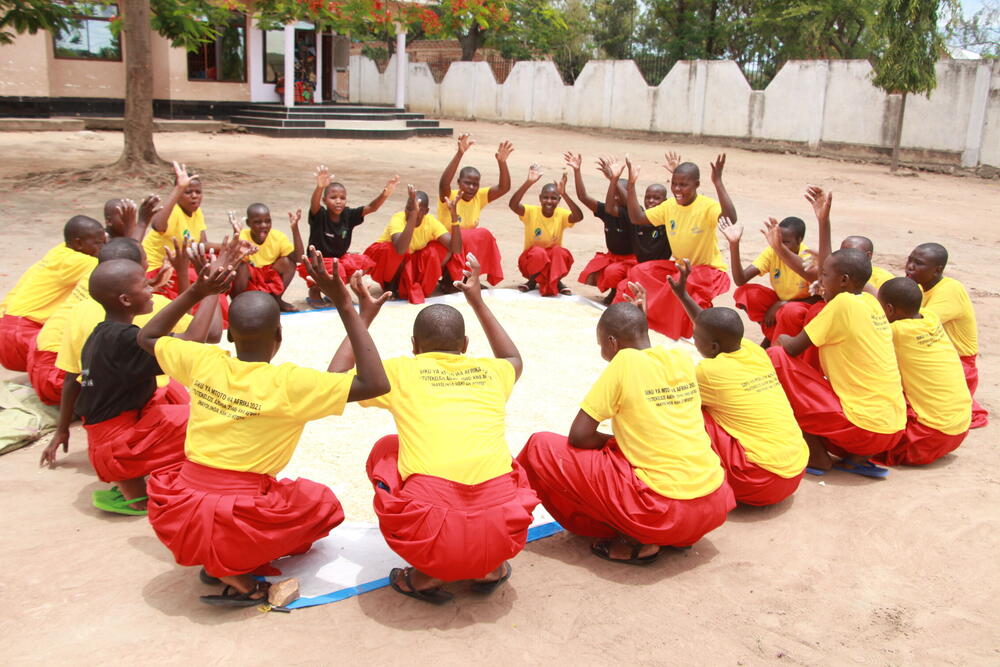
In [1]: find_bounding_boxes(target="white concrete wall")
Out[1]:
[350,56,1000,169]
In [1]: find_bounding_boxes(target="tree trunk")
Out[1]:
[114,0,164,169]
[458,26,483,61]
[890,92,907,173]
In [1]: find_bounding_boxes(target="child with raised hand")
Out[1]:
[768,248,906,477]
[508,165,584,296]
[228,205,299,312]
[905,242,987,428]
[363,185,463,304]
[567,153,637,305]
[436,133,512,287]
[519,298,734,564]
[296,164,398,307]
[660,262,808,506]
[873,277,972,465]
[141,248,390,608]
[723,215,818,346]
[327,254,539,603]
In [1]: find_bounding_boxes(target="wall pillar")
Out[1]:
[283,24,294,107]
[314,29,323,103]
[395,23,407,109]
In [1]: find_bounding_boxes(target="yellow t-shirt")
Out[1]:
[438,187,489,229]
[581,347,724,500]
[376,211,448,252]
[34,272,93,353]
[891,311,972,435]
[239,228,294,267]
[869,265,894,290]
[804,292,906,434]
[519,205,573,250]
[56,294,191,392]
[752,246,811,301]
[5,244,97,323]
[696,340,808,478]
[645,195,726,271]
[921,276,978,357]
[359,353,515,484]
[155,336,352,476]
[143,205,207,272]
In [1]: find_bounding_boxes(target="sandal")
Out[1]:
[199,582,270,607]
[590,540,661,566]
[558,281,572,296]
[91,487,148,516]
[389,567,453,605]
[199,568,222,586]
[517,279,537,293]
[470,562,512,595]
[834,460,889,479]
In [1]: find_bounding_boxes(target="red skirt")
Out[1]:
[872,408,968,466]
[767,346,903,457]
[455,228,504,286]
[148,460,344,577]
[246,265,286,296]
[960,355,988,429]
[578,252,637,293]
[84,380,189,483]
[518,246,574,296]
[367,435,538,582]
[0,314,43,372]
[614,261,730,340]
[364,241,450,304]
[296,253,375,287]
[702,410,803,506]
[517,432,735,547]
[26,342,64,406]
[732,284,813,342]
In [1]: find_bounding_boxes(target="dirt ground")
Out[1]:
[0,122,997,665]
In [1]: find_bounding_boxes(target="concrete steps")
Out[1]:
[231,103,452,140]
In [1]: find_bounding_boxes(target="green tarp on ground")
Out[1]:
[0,379,59,456]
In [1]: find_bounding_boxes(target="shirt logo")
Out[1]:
[651,228,661,238]
[182,229,192,240]
[774,269,781,279]
[670,220,677,232]
[534,228,542,237]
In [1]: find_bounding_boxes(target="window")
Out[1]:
[187,13,246,82]
[53,3,121,61]
[263,30,285,84]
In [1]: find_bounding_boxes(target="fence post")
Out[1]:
[962,61,992,168]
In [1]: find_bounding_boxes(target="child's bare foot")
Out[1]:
[278,299,298,312]
[803,432,834,470]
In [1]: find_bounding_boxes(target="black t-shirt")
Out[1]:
[632,221,672,263]
[308,206,365,258]
[594,202,633,256]
[76,321,162,425]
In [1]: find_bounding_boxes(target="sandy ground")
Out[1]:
[0,123,998,665]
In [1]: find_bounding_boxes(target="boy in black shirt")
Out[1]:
[295,164,399,307]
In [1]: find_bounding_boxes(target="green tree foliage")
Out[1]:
[945,0,999,57]
[0,0,72,44]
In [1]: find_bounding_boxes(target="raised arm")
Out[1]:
[455,253,522,379]
[434,195,463,261]
[599,157,624,216]
[487,140,514,202]
[717,217,759,286]
[363,175,399,216]
[710,154,737,223]
[304,252,389,401]
[508,164,542,217]
[557,172,584,223]
[149,162,197,233]
[439,133,473,202]
[311,165,331,216]
[391,186,419,255]
[329,271,392,373]
[288,208,305,265]
[805,186,833,268]
[624,157,653,226]
[564,152,598,213]
[762,217,815,282]
[666,259,703,323]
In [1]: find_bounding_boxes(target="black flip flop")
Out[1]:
[470,562,512,595]
[590,540,661,566]
[199,568,222,586]
[199,583,269,607]
[389,567,453,605]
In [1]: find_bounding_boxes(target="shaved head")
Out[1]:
[878,277,923,315]
[779,216,806,241]
[458,166,481,180]
[246,202,269,217]
[229,291,280,339]
[413,304,465,352]
[98,237,142,264]
[103,198,124,220]
[830,248,872,287]
[915,242,948,268]
[323,182,347,198]
[64,215,103,244]
[415,190,429,209]
[696,307,744,349]
[674,162,700,180]
[88,259,145,310]
[598,302,648,342]
[541,182,559,194]
[646,184,667,198]
[841,235,874,255]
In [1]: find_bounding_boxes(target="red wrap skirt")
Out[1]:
[518,246,574,296]
[367,435,538,582]
[960,355,988,429]
[732,284,814,342]
[455,228,504,286]
[702,410,804,506]
[364,241,454,304]
[26,342,64,406]
[578,252,637,293]
[246,265,286,296]
[148,460,344,577]
[517,432,735,547]
[767,346,903,457]
[84,380,189,483]
[296,253,375,287]
[873,408,969,466]
[0,314,43,372]
[614,261,731,340]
